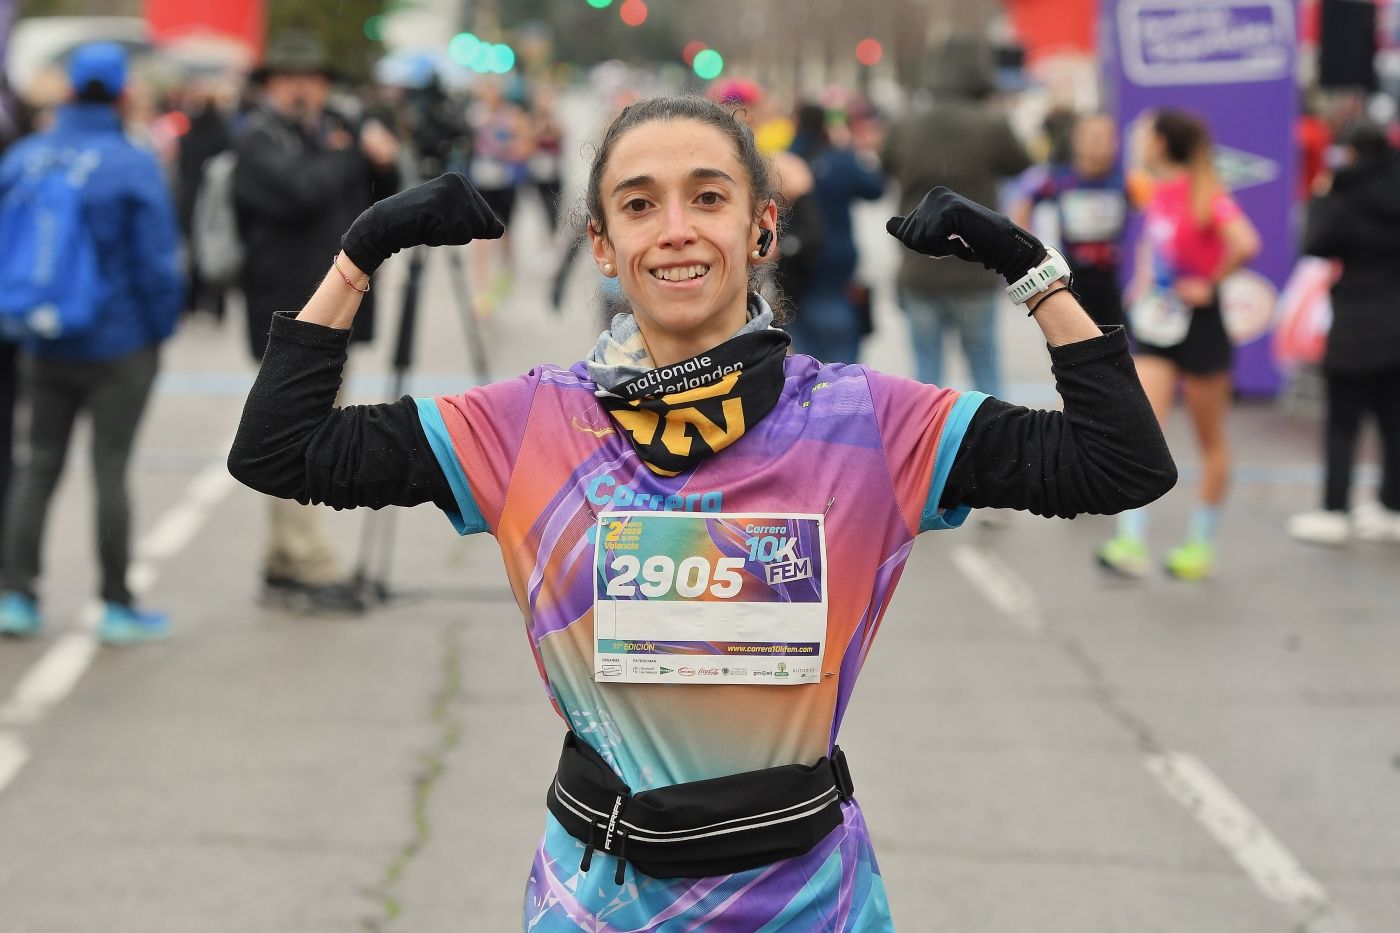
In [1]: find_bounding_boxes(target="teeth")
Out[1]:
[652,265,709,281]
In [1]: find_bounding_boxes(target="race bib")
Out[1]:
[470,157,511,189]
[528,152,560,181]
[593,512,828,686]
[1129,287,1192,347]
[1058,189,1126,244]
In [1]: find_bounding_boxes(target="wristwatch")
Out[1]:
[1005,247,1071,305]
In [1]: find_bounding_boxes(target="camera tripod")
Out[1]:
[350,239,491,604]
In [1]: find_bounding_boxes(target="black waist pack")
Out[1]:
[546,731,855,883]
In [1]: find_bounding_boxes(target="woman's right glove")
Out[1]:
[886,186,1046,286]
[341,173,504,275]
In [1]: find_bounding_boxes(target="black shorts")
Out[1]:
[478,186,517,226]
[1133,295,1233,376]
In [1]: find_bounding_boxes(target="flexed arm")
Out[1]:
[887,188,1176,518]
[227,174,504,509]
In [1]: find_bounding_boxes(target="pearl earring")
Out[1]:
[750,250,761,261]
[602,262,614,276]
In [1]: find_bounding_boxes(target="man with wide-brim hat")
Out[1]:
[249,31,340,85]
[232,30,400,613]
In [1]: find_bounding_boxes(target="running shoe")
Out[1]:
[1287,510,1350,546]
[98,603,170,646]
[0,592,41,638]
[1164,539,1216,580]
[1354,503,1400,543]
[260,575,366,615]
[1095,535,1150,578]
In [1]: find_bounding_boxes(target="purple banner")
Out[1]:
[1102,0,1298,395]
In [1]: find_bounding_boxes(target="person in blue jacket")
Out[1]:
[0,43,182,645]
[784,102,884,363]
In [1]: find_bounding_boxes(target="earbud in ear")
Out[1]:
[756,228,774,258]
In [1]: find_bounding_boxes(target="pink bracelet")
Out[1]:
[333,255,370,293]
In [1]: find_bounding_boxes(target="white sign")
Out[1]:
[1119,0,1295,86]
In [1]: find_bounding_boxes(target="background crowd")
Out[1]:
[0,8,1394,632]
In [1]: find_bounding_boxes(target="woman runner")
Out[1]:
[229,96,1176,930]
[1097,109,1260,580]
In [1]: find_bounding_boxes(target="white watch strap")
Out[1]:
[1005,247,1070,304]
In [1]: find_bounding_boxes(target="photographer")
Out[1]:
[233,32,400,612]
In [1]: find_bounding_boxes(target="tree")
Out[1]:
[265,0,384,83]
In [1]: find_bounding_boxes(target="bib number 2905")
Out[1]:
[604,555,744,599]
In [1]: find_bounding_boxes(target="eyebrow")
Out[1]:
[610,167,737,196]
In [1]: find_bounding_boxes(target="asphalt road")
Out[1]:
[0,185,1396,933]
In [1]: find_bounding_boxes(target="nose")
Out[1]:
[657,198,697,250]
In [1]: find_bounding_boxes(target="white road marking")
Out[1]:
[0,634,99,725]
[950,542,1357,932]
[0,460,235,784]
[949,544,1044,632]
[0,730,30,794]
[135,464,235,563]
[1146,753,1358,933]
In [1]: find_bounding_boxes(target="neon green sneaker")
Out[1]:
[1096,535,1150,578]
[1165,539,1216,580]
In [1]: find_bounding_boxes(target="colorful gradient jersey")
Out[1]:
[416,354,985,931]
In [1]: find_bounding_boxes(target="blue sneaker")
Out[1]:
[98,603,170,646]
[0,592,42,638]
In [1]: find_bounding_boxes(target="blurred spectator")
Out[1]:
[233,32,400,613]
[710,79,794,154]
[883,36,1031,396]
[1296,90,1333,200]
[0,77,33,556]
[706,81,815,327]
[1012,113,1129,327]
[530,83,566,238]
[1289,123,1400,545]
[468,78,531,317]
[176,89,231,320]
[784,102,883,363]
[0,43,182,644]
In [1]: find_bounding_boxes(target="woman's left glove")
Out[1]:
[886,186,1046,286]
[341,173,505,275]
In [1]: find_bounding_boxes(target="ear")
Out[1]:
[588,220,617,275]
[752,199,779,259]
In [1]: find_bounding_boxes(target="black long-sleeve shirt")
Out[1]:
[228,314,1176,521]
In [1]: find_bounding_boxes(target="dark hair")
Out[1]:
[1151,108,1210,166]
[586,95,775,236]
[583,95,785,319]
[1151,108,1220,225]
[75,81,119,105]
[1042,106,1077,165]
[1342,121,1392,167]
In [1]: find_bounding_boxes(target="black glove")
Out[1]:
[341,173,504,275]
[886,186,1046,285]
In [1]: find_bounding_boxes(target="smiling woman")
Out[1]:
[584,97,782,366]
[227,96,1179,931]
